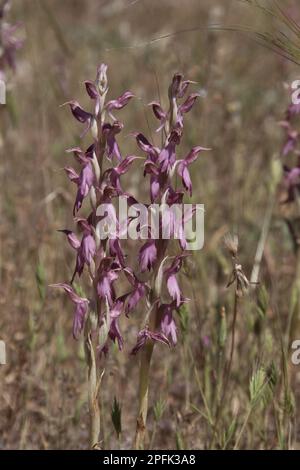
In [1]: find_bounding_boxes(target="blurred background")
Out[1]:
[1,0,300,449]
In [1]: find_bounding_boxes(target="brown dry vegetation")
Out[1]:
[1,0,300,449]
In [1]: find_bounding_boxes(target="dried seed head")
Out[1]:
[235,264,250,297]
[227,262,250,297]
[224,233,239,258]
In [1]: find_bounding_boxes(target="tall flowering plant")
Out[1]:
[52,64,208,449]
[130,73,209,449]
[52,64,136,448]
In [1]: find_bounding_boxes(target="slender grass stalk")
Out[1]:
[233,406,252,450]
[210,234,250,448]
[250,192,275,285]
[225,293,239,394]
[210,291,239,448]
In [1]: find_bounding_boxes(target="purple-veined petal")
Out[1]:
[282,165,300,203]
[150,176,160,202]
[109,238,125,266]
[160,304,177,345]
[287,103,300,120]
[97,270,119,305]
[106,91,134,112]
[103,121,124,161]
[51,282,83,303]
[126,282,146,314]
[149,101,167,121]
[64,100,92,123]
[158,128,181,173]
[177,80,196,98]
[66,147,86,164]
[50,283,89,339]
[185,146,210,164]
[81,233,96,265]
[73,301,89,339]
[73,162,94,214]
[178,93,200,114]
[134,133,159,160]
[166,274,181,307]
[64,166,79,184]
[58,229,81,250]
[177,162,192,195]
[71,251,85,283]
[84,80,99,99]
[131,327,170,355]
[139,240,157,272]
[144,160,159,176]
[116,155,141,175]
[108,298,125,350]
[109,317,124,350]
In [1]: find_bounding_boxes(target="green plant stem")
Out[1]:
[134,243,168,450]
[210,292,239,448]
[86,333,102,449]
[225,293,239,391]
[234,406,252,450]
[134,339,154,450]
[85,332,102,449]
[149,421,158,450]
[250,191,275,285]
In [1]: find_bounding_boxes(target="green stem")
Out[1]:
[133,242,168,449]
[134,340,154,450]
[86,333,102,449]
[234,406,252,450]
[210,292,238,448]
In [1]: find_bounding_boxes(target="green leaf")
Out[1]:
[36,261,46,302]
[177,304,189,339]
[249,365,275,408]
[72,281,86,299]
[111,396,122,438]
[283,390,295,418]
[175,431,184,450]
[154,397,166,422]
[256,285,269,319]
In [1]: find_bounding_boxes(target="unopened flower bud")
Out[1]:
[168,73,183,101]
[96,63,108,96]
